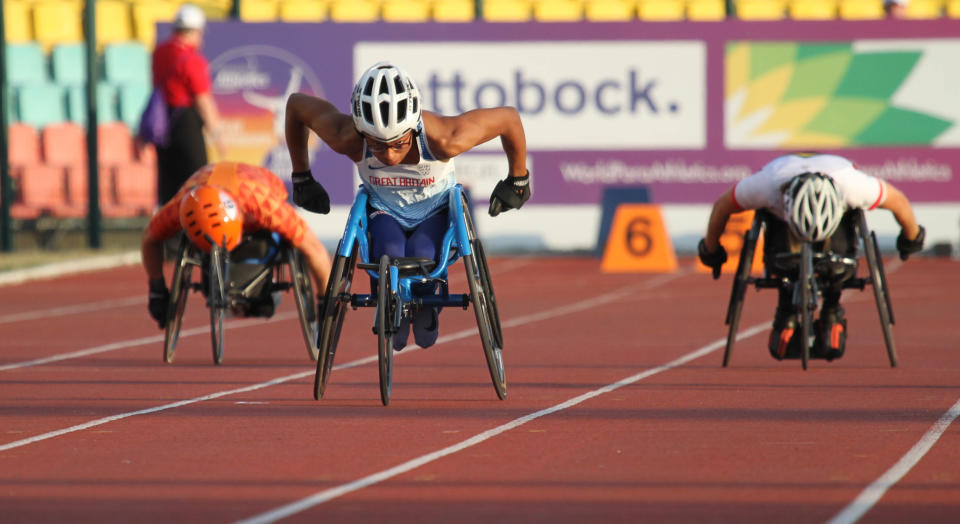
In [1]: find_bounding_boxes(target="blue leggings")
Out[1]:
[369,210,448,295]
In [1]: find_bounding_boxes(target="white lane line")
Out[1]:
[0,312,297,372]
[235,322,771,524]
[0,296,142,325]
[0,273,685,452]
[0,251,141,287]
[826,397,960,524]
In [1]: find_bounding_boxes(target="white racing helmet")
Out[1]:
[783,172,845,242]
[351,62,421,142]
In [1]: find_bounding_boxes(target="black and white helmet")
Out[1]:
[350,62,421,142]
[783,172,845,242]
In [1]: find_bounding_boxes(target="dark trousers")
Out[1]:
[368,210,449,296]
[157,106,207,205]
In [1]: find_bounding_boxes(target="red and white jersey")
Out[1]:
[732,153,886,222]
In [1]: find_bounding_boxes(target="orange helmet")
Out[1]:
[179,185,243,252]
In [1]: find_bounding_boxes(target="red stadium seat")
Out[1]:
[11,164,83,218]
[41,122,86,169]
[114,163,157,216]
[8,123,41,172]
[98,122,135,166]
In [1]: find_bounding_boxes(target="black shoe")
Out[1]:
[816,305,847,361]
[768,307,800,360]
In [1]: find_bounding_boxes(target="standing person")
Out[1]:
[884,0,908,17]
[152,3,226,205]
[284,61,530,350]
[697,153,924,361]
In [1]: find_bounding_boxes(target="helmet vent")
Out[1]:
[378,79,389,95]
[361,102,373,124]
[379,101,390,126]
[363,78,374,96]
[397,99,407,121]
[394,77,404,93]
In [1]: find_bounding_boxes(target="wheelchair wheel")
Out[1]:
[798,242,815,370]
[208,244,228,365]
[377,255,395,406]
[860,214,898,367]
[163,237,195,363]
[465,250,507,400]
[314,242,357,400]
[288,248,319,362]
[462,194,504,349]
[723,216,761,367]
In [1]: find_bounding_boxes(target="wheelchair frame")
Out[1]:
[314,184,505,405]
[162,232,319,365]
[723,209,897,370]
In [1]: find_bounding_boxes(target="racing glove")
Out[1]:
[698,238,728,280]
[896,225,925,261]
[148,277,170,329]
[292,169,330,214]
[489,171,531,217]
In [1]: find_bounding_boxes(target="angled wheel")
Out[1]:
[314,242,357,400]
[723,216,761,367]
[208,244,228,365]
[377,255,395,406]
[288,247,319,361]
[798,242,815,370]
[859,212,898,367]
[462,196,504,349]
[465,248,507,400]
[163,237,195,363]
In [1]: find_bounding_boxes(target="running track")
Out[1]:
[1,256,958,523]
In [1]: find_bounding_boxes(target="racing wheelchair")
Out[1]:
[723,209,896,370]
[162,230,319,365]
[314,184,504,406]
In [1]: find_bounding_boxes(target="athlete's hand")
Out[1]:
[148,277,170,329]
[292,169,330,214]
[698,238,728,280]
[489,171,531,217]
[896,225,925,260]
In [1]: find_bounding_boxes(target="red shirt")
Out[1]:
[147,163,310,249]
[152,37,211,108]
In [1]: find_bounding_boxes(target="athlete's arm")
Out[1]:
[703,188,742,253]
[424,108,527,177]
[141,229,165,281]
[285,93,364,168]
[877,181,921,241]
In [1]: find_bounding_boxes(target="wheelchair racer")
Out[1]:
[697,153,925,361]
[142,162,332,327]
[284,61,530,350]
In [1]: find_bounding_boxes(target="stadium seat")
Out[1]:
[4,0,33,43]
[904,0,943,17]
[131,1,179,49]
[118,83,152,130]
[98,122,136,166]
[10,165,76,219]
[329,0,380,21]
[240,0,281,21]
[382,0,432,21]
[788,0,837,19]
[584,0,634,20]
[279,0,329,21]
[637,0,685,20]
[103,43,151,85]
[65,165,124,216]
[533,0,584,20]
[32,0,84,52]
[737,0,788,19]
[51,44,87,86]
[5,43,47,86]
[113,164,157,215]
[483,0,534,20]
[433,0,475,20]
[687,0,727,20]
[838,0,884,18]
[17,84,67,129]
[7,123,41,176]
[949,0,960,16]
[96,0,135,48]
[66,84,119,125]
[41,122,86,170]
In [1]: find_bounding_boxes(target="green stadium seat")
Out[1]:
[17,84,67,128]
[51,44,87,85]
[118,83,152,130]
[279,0,329,21]
[433,0,475,21]
[4,0,33,43]
[329,0,380,21]
[5,43,47,86]
[103,43,151,85]
[33,0,84,52]
[383,0,432,21]
[533,0,584,20]
[66,84,119,125]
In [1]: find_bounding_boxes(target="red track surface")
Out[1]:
[1,256,959,523]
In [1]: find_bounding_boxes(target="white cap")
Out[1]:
[174,4,206,30]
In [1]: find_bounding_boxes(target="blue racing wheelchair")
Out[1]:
[163,230,319,365]
[314,184,504,405]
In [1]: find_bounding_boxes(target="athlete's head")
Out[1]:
[179,185,243,252]
[351,62,422,143]
[782,172,844,243]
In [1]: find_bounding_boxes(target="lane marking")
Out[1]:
[826,397,960,524]
[0,296,142,325]
[0,273,684,452]
[0,251,141,287]
[235,323,771,524]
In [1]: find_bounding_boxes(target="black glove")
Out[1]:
[292,169,330,214]
[148,277,170,329]
[698,238,728,280]
[489,171,531,217]
[896,225,925,261]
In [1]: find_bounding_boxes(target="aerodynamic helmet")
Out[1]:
[782,172,844,243]
[179,185,243,252]
[350,62,421,143]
